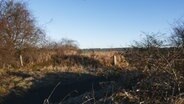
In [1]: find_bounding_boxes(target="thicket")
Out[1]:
[124,21,184,103]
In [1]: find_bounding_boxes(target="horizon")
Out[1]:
[25,0,184,48]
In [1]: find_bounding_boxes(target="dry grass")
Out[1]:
[82,51,129,68]
[0,49,184,104]
[0,51,129,97]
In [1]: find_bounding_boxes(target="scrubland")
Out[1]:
[0,0,184,103]
[0,48,184,104]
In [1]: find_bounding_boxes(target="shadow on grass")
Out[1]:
[2,72,107,104]
[1,69,144,104]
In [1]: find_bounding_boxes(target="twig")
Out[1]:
[82,98,95,104]
[92,83,96,104]
[43,82,61,104]
[59,90,78,104]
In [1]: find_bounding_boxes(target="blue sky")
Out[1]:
[25,0,184,48]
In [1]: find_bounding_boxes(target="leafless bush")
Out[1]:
[132,32,165,48]
[54,38,80,56]
[128,31,184,103]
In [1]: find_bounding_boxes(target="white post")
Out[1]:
[113,55,117,65]
[20,55,24,67]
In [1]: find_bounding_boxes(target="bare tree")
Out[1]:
[0,0,45,48]
[0,0,45,67]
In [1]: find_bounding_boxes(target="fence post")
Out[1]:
[113,55,117,65]
[20,55,24,67]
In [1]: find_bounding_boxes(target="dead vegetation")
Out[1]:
[1,45,183,104]
[0,0,184,104]
[1,31,184,104]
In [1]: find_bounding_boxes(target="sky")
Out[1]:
[24,0,184,48]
